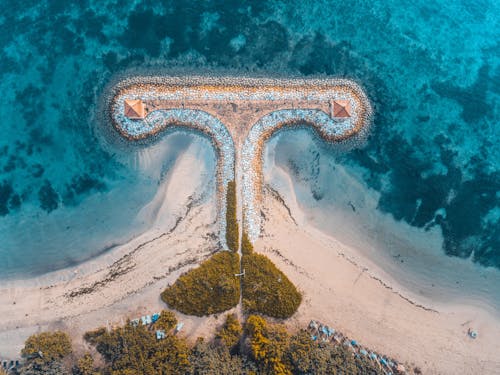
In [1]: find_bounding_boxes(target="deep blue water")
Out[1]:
[0,0,498,276]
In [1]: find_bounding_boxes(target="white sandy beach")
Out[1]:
[0,140,499,374]
[257,190,500,375]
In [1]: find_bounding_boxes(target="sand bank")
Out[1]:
[256,185,500,375]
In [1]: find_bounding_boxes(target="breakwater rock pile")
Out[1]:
[107,75,372,244]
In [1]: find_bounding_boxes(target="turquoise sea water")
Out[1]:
[0,0,498,277]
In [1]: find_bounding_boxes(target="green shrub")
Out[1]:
[244,315,292,375]
[189,339,246,375]
[153,310,178,332]
[84,323,190,375]
[225,180,239,252]
[161,251,240,316]
[72,353,99,375]
[216,313,242,350]
[242,253,301,319]
[287,330,318,374]
[241,231,253,255]
[21,331,72,365]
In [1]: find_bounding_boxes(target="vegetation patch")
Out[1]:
[19,331,72,374]
[241,231,253,255]
[215,313,242,351]
[21,331,72,365]
[84,321,190,375]
[242,252,302,319]
[225,180,239,252]
[152,310,178,332]
[244,314,291,375]
[161,251,240,316]
[17,311,399,374]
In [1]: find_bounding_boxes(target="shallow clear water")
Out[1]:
[0,0,498,277]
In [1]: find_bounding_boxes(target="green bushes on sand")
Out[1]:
[242,252,302,319]
[225,180,239,252]
[240,231,301,318]
[21,331,72,365]
[17,312,390,375]
[84,320,190,375]
[215,313,242,351]
[161,251,240,316]
[152,310,178,332]
[241,231,253,255]
[244,314,292,375]
[73,352,98,375]
[17,331,72,374]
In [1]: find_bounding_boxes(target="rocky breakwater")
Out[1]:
[110,94,235,249]
[106,75,371,245]
[240,82,372,241]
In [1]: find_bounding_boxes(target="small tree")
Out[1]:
[287,330,317,374]
[189,339,245,375]
[244,315,291,375]
[21,331,72,365]
[152,310,178,332]
[72,353,98,375]
[216,313,242,351]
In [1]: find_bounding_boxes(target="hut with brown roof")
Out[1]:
[124,99,146,119]
[333,100,351,118]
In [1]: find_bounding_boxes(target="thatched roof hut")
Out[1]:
[333,100,351,118]
[124,99,146,119]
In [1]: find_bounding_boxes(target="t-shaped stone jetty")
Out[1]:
[108,75,372,245]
